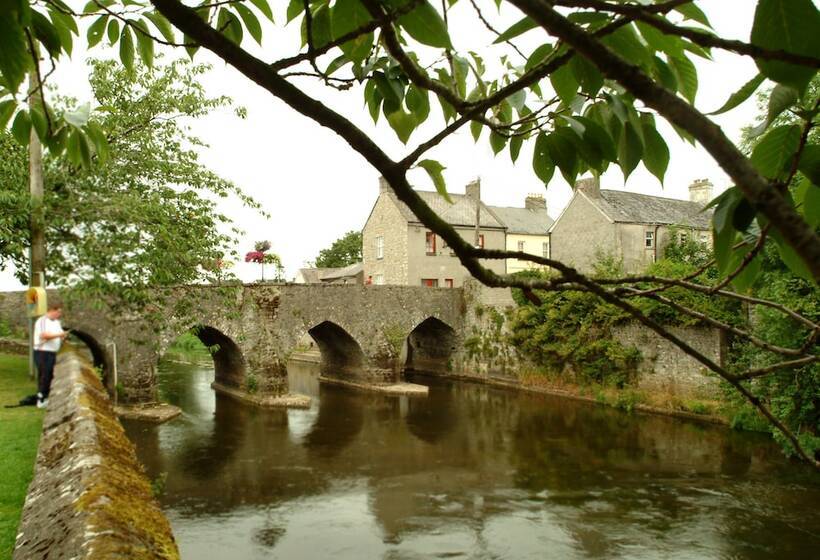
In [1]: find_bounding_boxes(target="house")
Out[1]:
[549,177,713,274]
[487,194,554,274]
[294,262,364,284]
[362,178,506,287]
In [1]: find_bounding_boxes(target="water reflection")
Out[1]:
[121,360,820,560]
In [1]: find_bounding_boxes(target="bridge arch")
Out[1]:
[69,329,111,385]
[164,325,247,390]
[307,320,366,377]
[404,316,458,375]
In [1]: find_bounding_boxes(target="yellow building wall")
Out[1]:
[506,233,550,274]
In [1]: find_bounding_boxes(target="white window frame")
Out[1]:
[375,235,384,260]
[374,273,384,285]
[542,241,549,258]
[645,230,655,248]
[517,240,525,252]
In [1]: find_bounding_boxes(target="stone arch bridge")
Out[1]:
[0,284,489,404]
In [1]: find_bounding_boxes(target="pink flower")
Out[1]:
[245,251,265,263]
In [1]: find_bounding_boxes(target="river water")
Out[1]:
[121,358,820,559]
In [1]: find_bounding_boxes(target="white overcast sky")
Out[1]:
[1,1,766,288]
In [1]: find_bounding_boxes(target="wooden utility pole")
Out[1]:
[28,47,46,379]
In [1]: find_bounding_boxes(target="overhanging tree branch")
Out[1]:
[507,0,820,281]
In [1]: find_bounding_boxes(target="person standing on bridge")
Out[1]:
[33,302,67,409]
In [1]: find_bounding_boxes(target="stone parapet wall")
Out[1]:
[612,323,723,396]
[13,352,179,560]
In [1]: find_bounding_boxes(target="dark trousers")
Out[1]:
[34,350,57,398]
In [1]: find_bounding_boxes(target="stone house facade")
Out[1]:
[549,177,714,274]
[363,178,506,287]
[488,194,554,274]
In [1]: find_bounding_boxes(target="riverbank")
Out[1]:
[0,354,43,560]
[411,369,748,430]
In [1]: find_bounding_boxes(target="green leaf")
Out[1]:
[373,72,402,114]
[248,0,274,22]
[751,0,820,92]
[29,106,47,141]
[286,0,304,24]
[571,55,603,97]
[510,134,523,163]
[11,110,31,145]
[674,3,711,27]
[0,10,30,91]
[405,84,429,125]
[119,26,135,72]
[602,25,652,69]
[49,8,75,56]
[727,244,762,293]
[533,133,555,184]
[493,16,537,44]
[63,102,90,128]
[669,54,697,104]
[708,73,765,115]
[546,128,580,185]
[576,116,617,163]
[652,56,678,92]
[794,177,820,227]
[0,100,17,129]
[636,21,683,56]
[386,110,416,144]
[489,131,507,155]
[747,84,799,137]
[418,159,451,203]
[750,124,801,179]
[526,43,553,72]
[107,19,120,46]
[640,115,669,184]
[470,119,482,142]
[770,228,814,282]
[85,121,110,164]
[331,0,373,65]
[31,10,63,59]
[550,62,577,106]
[144,12,176,44]
[220,8,245,45]
[731,198,756,233]
[87,14,108,49]
[617,121,643,181]
[234,3,263,45]
[797,144,820,185]
[133,20,155,68]
[390,0,451,49]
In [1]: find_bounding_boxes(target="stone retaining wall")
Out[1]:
[612,323,724,396]
[13,352,179,560]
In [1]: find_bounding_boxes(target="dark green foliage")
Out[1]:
[314,230,362,268]
[509,263,640,388]
[728,243,820,458]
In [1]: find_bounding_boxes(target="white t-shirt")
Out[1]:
[33,316,64,353]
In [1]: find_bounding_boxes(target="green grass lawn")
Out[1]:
[0,354,43,560]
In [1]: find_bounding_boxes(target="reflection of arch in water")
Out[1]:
[307,321,365,377]
[185,325,246,389]
[404,317,458,375]
[68,329,111,385]
[405,381,458,444]
[303,385,364,459]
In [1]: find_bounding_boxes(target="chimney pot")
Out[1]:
[688,178,713,205]
[575,176,600,198]
[525,194,547,211]
[465,178,481,201]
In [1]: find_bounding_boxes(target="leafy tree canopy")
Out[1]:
[314,230,363,268]
[0,57,260,305]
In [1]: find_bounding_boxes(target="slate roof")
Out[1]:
[298,263,363,283]
[592,189,712,229]
[487,206,553,235]
[320,262,363,280]
[389,191,505,229]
